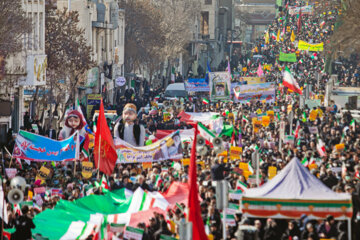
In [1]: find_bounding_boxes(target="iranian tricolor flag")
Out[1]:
[320,21,325,28]
[302,112,307,122]
[233,88,240,100]
[33,183,189,240]
[75,99,90,159]
[154,95,160,101]
[76,99,87,126]
[198,122,216,142]
[317,138,327,157]
[283,66,302,95]
[309,158,316,166]
[59,213,104,240]
[101,175,110,191]
[342,163,347,178]
[236,180,248,192]
[202,98,209,105]
[355,170,360,180]
[301,157,309,167]
[248,161,254,174]
[271,32,276,40]
[155,175,163,188]
[242,116,249,124]
[13,204,22,216]
[350,119,356,130]
[294,121,301,138]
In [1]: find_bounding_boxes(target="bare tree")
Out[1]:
[119,0,166,75]
[119,0,199,83]
[153,0,200,84]
[328,0,360,57]
[0,0,32,79]
[45,8,94,127]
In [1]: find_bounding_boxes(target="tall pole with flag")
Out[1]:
[94,99,118,178]
[74,130,80,176]
[297,9,302,33]
[188,123,208,240]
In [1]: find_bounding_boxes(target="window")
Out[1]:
[200,12,209,35]
[205,0,212,5]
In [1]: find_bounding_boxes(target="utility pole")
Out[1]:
[216,180,229,240]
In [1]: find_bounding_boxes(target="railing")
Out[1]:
[336,110,360,119]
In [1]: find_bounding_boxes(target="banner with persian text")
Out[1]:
[233,82,276,103]
[13,131,80,161]
[115,131,183,163]
[238,77,266,85]
[288,5,313,15]
[184,78,209,92]
[298,40,324,51]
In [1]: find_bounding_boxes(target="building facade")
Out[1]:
[0,0,46,137]
[189,0,234,76]
[57,0,125,106]
[234,0,276,43]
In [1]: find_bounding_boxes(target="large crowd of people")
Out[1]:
[1,0,360,240]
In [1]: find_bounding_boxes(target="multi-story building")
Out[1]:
[0,0,46,137]
[57,0,125,105]
[189,0,233,75]
[234,0,276,43]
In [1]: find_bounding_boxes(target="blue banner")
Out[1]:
[13,131,80,162]
[184,78,209,92]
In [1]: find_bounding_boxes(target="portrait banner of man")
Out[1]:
[209,72,231,101]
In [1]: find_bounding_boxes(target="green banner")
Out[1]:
[160,235,178,240]
[279,52,297,62]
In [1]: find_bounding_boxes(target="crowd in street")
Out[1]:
[1,0,360,240]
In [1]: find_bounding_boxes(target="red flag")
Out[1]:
[94,99,118,176]
[188,124,208,240]
[297,10,302,33]
[231,130,236,146]
[294,120,301,139]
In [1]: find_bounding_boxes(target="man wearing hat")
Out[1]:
[114,103,145,146]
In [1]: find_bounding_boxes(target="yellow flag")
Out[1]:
[290,30,296,42]
[265,31,270,44]
[276,29,280,42]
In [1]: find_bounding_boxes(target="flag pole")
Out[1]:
[97,135,101,180]
[74,131,80,177]
[4,147,13,168]
[1,149,5,240]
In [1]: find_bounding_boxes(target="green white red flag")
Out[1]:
[198,122,216,142]
[202,98,209,105]
[283,66,302,95]
[317,138,326,157]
